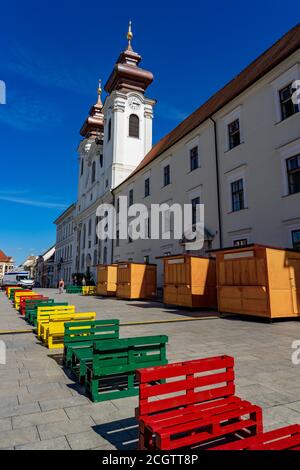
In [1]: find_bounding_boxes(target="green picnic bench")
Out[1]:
[65,285,83,294]
[28,302,68,326]
[84,335,168,402]
[64,319,119,380]
[24,299,54,322]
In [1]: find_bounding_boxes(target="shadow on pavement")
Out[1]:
[92,417,139,450]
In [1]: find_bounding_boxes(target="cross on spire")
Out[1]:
[127,20,133,51]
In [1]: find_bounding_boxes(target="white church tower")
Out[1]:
[72,23,156,277]
[102,22,156,189]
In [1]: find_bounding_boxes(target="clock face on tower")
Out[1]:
[128,96,141,110]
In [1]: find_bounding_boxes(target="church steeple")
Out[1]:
[80,79,104,138]
[104,21,153,95]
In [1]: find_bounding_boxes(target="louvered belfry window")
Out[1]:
[129,114,139,138]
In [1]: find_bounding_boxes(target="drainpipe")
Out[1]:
[210,117,223,248]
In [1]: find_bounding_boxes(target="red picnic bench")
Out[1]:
[136,355,263,450]
[208,424,300,450]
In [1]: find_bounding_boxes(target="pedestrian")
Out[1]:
[73,275,77,286]
[58,278,65,294]
[82,277,86,287]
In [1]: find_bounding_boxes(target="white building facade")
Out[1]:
[54,203,75,285]
[112,24,300,286]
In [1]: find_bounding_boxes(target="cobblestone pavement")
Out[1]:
[1,288,300,449]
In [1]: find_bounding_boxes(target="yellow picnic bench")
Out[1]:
[82,286,96,296]
[14,291,38,310]
[36,305,76,338]
[41,312,97,349]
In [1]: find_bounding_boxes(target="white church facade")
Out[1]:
[55,23,300,286]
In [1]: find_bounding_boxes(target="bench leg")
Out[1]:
[90,377,99,401]
[139,424,156,450]
[127,372,135,393]
[250,408,263,435]
[79,361,87,384]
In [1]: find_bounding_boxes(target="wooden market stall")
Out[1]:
[213,244,300,319]
[159,254,217,309]
[116,262,157,300]
[96,264,118,296]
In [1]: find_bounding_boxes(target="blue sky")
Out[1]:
[0,0,298,265]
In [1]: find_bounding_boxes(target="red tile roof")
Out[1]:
[0,250,12,263]
[113,22,300,190]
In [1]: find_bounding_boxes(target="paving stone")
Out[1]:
[38,416,95,440]
[16,436,70,450]
[19,375,73,387]
[29,369,67,379]
[12,409,68,429]
[0,402,41,419]
[66,430,120,450]
[285,401,300,413]
[0,417,12,431]
[39,395,90,412]
[64,402,130,423]
[0,426,39,448]
[264,405,300,425]
[0,395,18,407]
[18,384,73,405]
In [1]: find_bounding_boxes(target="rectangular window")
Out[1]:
[144,255,150,264]
[233,239,248,247]
[116,230,120,247]
[95,217,98,245]
[129,189,133,206]
[145,217,151,238]
[144,178,150,197]
[292,230,300,251]
[117,198,120,213]
[190,146,199,171]
[279,83,299,120]
[286,155,300,195]
[228,119,241,150]
[163,165,170,186]
[191,196,200,225]
[231,179,245,212]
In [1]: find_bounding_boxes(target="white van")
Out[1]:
[2,271,35,289]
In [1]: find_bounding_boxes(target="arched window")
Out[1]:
[86,254,92,268]
[92,161,96,183]
[81,253,85,270]
[93,250,97,266]
[129,114,139,138]
[108,119,111,142]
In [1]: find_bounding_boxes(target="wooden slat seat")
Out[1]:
[209,424,300,450]
[136,355,262,450]
[42,312,97,349]
[85,335,168,402]
[63,319,120,369]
